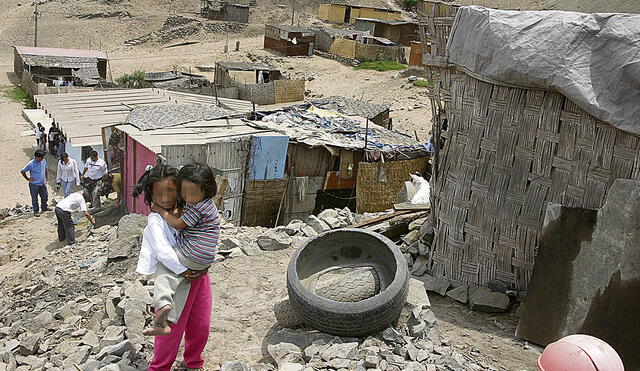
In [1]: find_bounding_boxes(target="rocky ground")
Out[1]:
[0,205,541,371]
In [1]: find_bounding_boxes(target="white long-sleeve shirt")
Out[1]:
[136,213,188,275]
[56,158,80,185]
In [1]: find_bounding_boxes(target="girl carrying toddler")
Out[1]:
[133,164,216,370]
[140,162,221,336]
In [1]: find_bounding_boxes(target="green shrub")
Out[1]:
[115,70,147,88]
[413,80,431,88]
[354,61,408,71]
[402,0,418,10]
[2,86,36,108]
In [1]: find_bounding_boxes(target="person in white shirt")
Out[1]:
[55,192,95,245]
[81,150,108,209]
[56,153,80,198]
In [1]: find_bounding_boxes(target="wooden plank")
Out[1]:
[345,210,412,229]
[394,202,431,211]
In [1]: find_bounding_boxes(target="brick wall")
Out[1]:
[329,38,357,59]
[274,79,305,103]
[355,43,406,63]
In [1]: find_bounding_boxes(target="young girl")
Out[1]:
[147,162,221,336]
[132,165,212,370]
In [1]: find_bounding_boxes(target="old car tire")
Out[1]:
[273,298,304,329]
[287,229,409,337]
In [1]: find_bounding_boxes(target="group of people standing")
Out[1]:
[34,122,66,157]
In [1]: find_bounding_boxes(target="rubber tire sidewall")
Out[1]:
[287,229,409,337]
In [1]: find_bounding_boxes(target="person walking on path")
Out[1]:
[21,150,50,217]
[132,165,211,371]
[36,127,47,152]
[48,123,60,155]
[56,153,80,198]
[55,192,95,245]
[81,150,108,209]
[34,123,43,147]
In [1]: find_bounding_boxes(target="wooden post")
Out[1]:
[33,2,39,47]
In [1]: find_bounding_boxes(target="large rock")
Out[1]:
[305,216,330,234]
[402,230,421,246]
[257,229,293,251]
[80,330,100,350]
[18,334,40,355]
[413,274,449,296]
[62,346,91,369]
[278,363,305,371]
[410,256,429,277]
[123,309,145,333]
[468,286,509,313]
[300,226,318,238]
[123,281,153,305]
[267,343,303,366]
[446,285,468,304]
[322,217,346,229]
[317,209,338,220]
[268,329,335,351]
[220,362,251,371]
[96,340,134,360]
[284,220,305,236]
[320,342,358,361]
[108,236,139,261]
[419,221,434,246]
[115,214,147,240]
[516,180,640,370]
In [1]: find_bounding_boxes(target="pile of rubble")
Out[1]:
[0,204,36,221]
[223,278,498,371]
[247,208,388,252]
[396,218,524,314]
[125,16,248,46]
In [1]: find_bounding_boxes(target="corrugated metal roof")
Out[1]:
[13,45,108,59]
[34,88,253,146]
[21,55,99,69]
[118,119,274,153]
[354,17,417,25]
[216,61,276,71]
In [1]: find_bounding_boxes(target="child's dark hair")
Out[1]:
[132,165,178,207]
[177,162,217,199]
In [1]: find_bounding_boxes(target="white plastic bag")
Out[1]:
[410,174,430,205]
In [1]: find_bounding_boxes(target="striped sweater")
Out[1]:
[176,198,221,265]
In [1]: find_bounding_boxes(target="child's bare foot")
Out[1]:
[143,305,172,336]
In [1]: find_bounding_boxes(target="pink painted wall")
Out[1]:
[125,135,157,215]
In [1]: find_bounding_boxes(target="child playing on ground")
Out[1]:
[145,162,221,336]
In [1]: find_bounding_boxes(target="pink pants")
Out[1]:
[148,274,212,371]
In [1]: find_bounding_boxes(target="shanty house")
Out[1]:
[319,3,402,24]
[264,25,315,57]
[355,18,419,46]
[306,96,392,129]
[33,89,252,206]
[254,107,430,223]
[421,6,640,294]
[312,27,365,53]
[200,0,250,23]
[13,46,111,96]
[215,61,305,105]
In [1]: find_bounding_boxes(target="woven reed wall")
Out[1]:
[427,68,640,291]
[356,157,429,213]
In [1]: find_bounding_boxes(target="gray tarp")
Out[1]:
[447,6,640,135]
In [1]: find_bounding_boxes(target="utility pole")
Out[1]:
[291,3,295,26]
[33,2,39,47]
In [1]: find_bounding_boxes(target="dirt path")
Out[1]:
[0,92,47,210]
[203,247,541,370]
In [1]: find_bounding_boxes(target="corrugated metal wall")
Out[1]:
[162,138,251,225]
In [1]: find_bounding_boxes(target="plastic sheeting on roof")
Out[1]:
[447,6,640,135]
